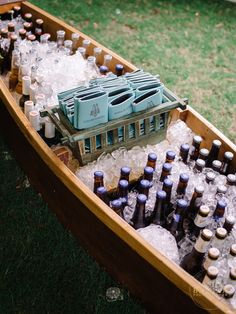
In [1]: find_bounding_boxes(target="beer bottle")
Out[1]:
[199,148,209,161]
[179,143,190,164]
[24,13,33,27]
[189,205,210,239]
[23,22,32,35]
[162,178,173,216]
[143,166,154,186]
[6,34,17,72]
[71,33,80,54]
[220,151,234,175]
[176,173,189,198]
[212,200,227,223]
[180,229,213,276]
[115,64,124,76]
[57,30,66,47]
[205,172,216,184]
[19,76,31,109]
[223,216,236,234]
[222,216,236,252]
[82,38,91,57]
[146,152,157,169]
[9,50,20,91]
[165,150,176,163]
[193,159,205,173]
[119,166,131,183]
[151,190,167,227]
[227,244,236,270]
[96,186,109,206]
[189,135,202,161]
[202,266,219,289]
[103,54,112,70]
[34,19,44,41]
[200,248,220,281]
[29,110,41,134]
[210,227,227,251]
[139,179,150,198]
[93,46,102,65]
[206,139,222,167]
[13,6,21,19]
[19,28,27,40]
[110,199,123,218]
[131,194,147,229]
[215,185,227,199]
[168,199,188,242]
[7,22,15,37]
[117,179,129,208]
[187,186,204,221]
[223,284,235,301]
[228,268,236,287]
[93,171,104,193]
[212,160,222,173]
[160,162,172,182]
[44,117,57,147]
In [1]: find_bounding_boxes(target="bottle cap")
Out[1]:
[177,199,188,209]
[212,139,222,147]
[36,18,43,25]
[199,148,209,157]
[212,160,222,169]
[163,178,173,188]
[162,162,172,172]
[206,172,216,182]
[217,185,227,194]
[121,166,131,176]
[193,135,202,144]
[93,46,102,54]
[207,266,219,278]
[82,38,91,46]
[208,247,220,260]
[72,33,80,40]
[24,12,32,19]
[217,199,227,209]
[96,186,107,196]
[194,185,204,194]
[230,244,236,257]
[1,28,8,35]
[224,151,234,160]
[144,166,153,175]
[180,143,190,152]
[156,190,167,200]
[179,173,189,183]
[94,171,104,178]
[19,28,26,35]
[111,199,122,209]
[223,284,235,298]
[227,174,236,184]
[118,179,129,189]
[199,205,210,217]
[195,158,206,168]
[201,229,213,241]
[137,194,147,204]
[230,268,236,280]
[104,54,112,61]
[115,64,124,71]
[166,150,176,160]
[28,34,36,41]
[14,5,21,11]
[10,34,17,41]
[140,179,150,189]
[57,29,66,37]
[8,21,15,29]
[225,215,236,226]
[148,152,157,161]
[215,227,227,239]
[99,65,108,74]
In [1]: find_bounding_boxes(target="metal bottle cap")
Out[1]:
[196,158,206,168]
[208,248,220,260]
[144,166,153,175]
[94,171,104,178]
[212,139,222,147]
[195,185,204,194]
[224,151,234,161]
[230,268,236,280]
[199,205,210,217]
[202,229,213,241]
[217,185,227,194]
[212,160,222,169]
[217,200,227,209]
[162,163,172,172]
[137,194,147,204]
[180,143,190,152]
[119,180,129,189]
[223,284,235,298]
[227,174,236,184]
[121,166,131,176]
[97,186,107,195]
[193,135,202,144]
[148,152,157,161]
[230,244,236,257]
[206,172,216,182]
[140,179,150,189]
[200,148,209,157]
[207,266,219,278]
[215,227,227,239]
[177,199,188,209]
[111,199,122,209]
[166,150,176,160]
[163,178,173,188]
[179,173,189,183]
[156,190,167,200]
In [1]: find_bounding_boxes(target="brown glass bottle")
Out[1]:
[160,162,172,182]
[176,173,189,198]
[115,64,124,76]
[93,171,104,193]
[199,148,209,161]
[146,152,157,170]
[220,151,234,175]
[143,166,154,185]
[162,178,173,217]
[186,186,204,221]
[179,143,190,164]
[110,199,123,218]
[139,179,150,198]
[131,194,147,230]
[34,19,44,41]
[119,166,131,183]
[206,139,222,167]
[193,159,205,173]
[116,179,129,208]
[151,190,167,227]
[189,135,202,161]
[180,229,213,276]
[19,76,31,109]
[212,200,227,222]
[168,199,188,242]
[96,186,109,206]
[5,34,17,72]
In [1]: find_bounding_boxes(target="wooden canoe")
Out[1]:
[0,2,236,313]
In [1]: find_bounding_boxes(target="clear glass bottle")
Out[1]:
[223,284,235,303]
[71,33,80,54]
[227,244,236,269]
[205,172,216,184]
[57,30,66,47]
[93,46,102,65]
[103,54,112,70]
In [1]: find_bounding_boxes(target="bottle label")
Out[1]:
[195,237,209,253]
[194,215,207,228]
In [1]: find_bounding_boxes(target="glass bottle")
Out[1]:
[189,135,202,161]
[7,22,15,37]
[210,227,227,251]
[19,28,27,40]
[199,148,209,161]
[103,54,112,70]
[139,179,150,198]
[6,33,17,72]
[176,173,189,198]
[188,186,205,221]
[110,199,123,218]
[193,159,205,173]
[119,166,131,183]
[162,178,173,217]
[223,216,236,234]
[64,40,73,55]
[44,117,57,147]
[13,6,21,19]
[24,100,34,119]
[168,199,188,242]
[117,179,129,208]
[223,216,236,253]
[180,229,213,276]
[82,38,91,57]
[9,50,20,91]
[165,150,176,163]
[223,284,235,301]
[131,194,147,230]
[96,186,109,206]
[57,30,66,47]
[202,266,219,289]
[115,64,124,76]
[179,143,190,164]
[146,152,157,170]
[151,190,167,227]
[228,268,236,286]
[206,139,222,167]
[71,33,80,54]
[160,162,172,182]
[19,75,31,108]
[189,205,210,240]
[34,18,44,41]
[143,166,154,187]
[226,174,236,187]
[215,185,227,200]
[205,172,216,184]
[212,200,227,225]
[93,46,102,65]
[23,22,32,35]
[93,171,104,193]
[220,151,234,175]
[24,13,33,27]
[212,160,222,173]
[201,248,220,281]
[77,46,86,59]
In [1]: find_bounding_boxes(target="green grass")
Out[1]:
[1,0,236,313]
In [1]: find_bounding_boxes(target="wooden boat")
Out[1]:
[1,2,236,313]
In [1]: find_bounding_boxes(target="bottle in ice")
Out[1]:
[146,152,157,170]
[189,135,202,161]
[206,139,222,167]
[193,159,205,173]
[200,247,220,282]
[199,148,209,161]
[19,76,31,108]
[110,199,123,218]
[160,163,172,182]
[188,204,210,240]
[205,172,216,184]
[151,190,167,227]
[96,186,109,206]
[139,179,150,198]
[165,150,176,163]
[226,174,236,187]
[176,173,189,198]
[168,199,188,242]
[93,171,104,194]
[34,18,44,41]
[210,227,227,251]
[131,194,147,229]
[116,179,129,208]
[220,151,234,175]
[227,244,236,269]
[186,186,204,221]
[212,160,222,173]
[143,166,154,186]
[212,200,227,226]
[202,266,219,289]
[180,229,213,276]
[223,284,235,301]
[179,143,190,164]
[119,166,131,183]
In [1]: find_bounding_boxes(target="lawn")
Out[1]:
[1,0,236,313]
